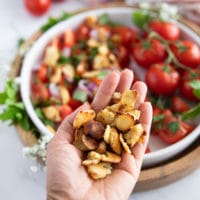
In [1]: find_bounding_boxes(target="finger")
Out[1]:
[131,102,153,166]
[55,102,91,144]
[91,71,120,112]
[132,81,147,109]
[116,69,133,93]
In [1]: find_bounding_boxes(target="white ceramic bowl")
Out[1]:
[20,6,200,167]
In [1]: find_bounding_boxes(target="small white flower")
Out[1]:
[30,165,38,173]
[140,2,151,10]
[14,77,21,85]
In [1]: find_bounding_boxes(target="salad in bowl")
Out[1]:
[20,6,200,166]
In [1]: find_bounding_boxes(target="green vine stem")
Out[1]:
[148,31,194,72]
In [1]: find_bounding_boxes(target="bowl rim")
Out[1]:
[20,6,200,164]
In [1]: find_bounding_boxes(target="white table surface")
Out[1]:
[0,0,199,199]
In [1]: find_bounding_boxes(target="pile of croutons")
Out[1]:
[73,90,145,180]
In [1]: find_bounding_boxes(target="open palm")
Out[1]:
[47,69,152,200]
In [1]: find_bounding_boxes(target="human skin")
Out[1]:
[46,69,153,200]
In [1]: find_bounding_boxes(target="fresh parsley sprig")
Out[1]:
[0,80,40,137]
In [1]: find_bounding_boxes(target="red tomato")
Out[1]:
[59,105,73,121]
[49,37,63,50]
[75,24,90,41]
[132,39,166,68]
[68,99,82,110]
[150,21,180,41]
[180,70,200,101]
[115,45,130,68]
[31,83,50,103]
[64,29,75,47]
[36,64,48,83]
[23,0,51,16]
[171,96,190,113]
[171,40,200,68]
[145,146,151,154]
[113,26,138,46]
[145,63,180,96]
[157,110,193,144]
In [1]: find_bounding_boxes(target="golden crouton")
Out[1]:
[115,114,135,132]
[73,110,96,129]
[43,106,61,122]
[87,162,112,180]
[44,46,59,67]
[124,124,144,147]
[109,128,121,155]
[101,151,121,163]
[73,129,97,151]
[119,134,131,154]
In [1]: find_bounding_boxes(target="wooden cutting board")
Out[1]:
[9,3,200,191]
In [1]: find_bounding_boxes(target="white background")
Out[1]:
[0,0,199,199]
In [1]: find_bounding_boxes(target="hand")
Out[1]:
[46,69,153,200]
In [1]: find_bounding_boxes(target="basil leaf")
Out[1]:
[181,103,200,121]
[152,114,165,123]
[167,121,179,134]
[132,10,151,29]
[189,80,200,99]
[73,90,87,102]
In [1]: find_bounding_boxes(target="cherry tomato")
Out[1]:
[146,63,180,96]
[31,83,50,103]
[64,29,75,47]
[23,0,51,16]
[59,105,73,121]
[49,36,63,50]
[150,21,180,41]
[75,24,90,41]
[115,45,130,68]
[132,39,166,68]
[171,96,190,113]
[68,99,82,110]
[59,106,72,121]
[171,40,200,68]
[157,110,193,144]
[180,70,200,101]
[145,146,151,154]
[113,26,138,47]
[36,64,48,83]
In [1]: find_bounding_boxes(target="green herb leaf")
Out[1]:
[189,80,200,99]
[89,47,98,60]
[142,41,151,49]
[17,38,25,48]
[73,90,87,102]
[0,80,17,105]
[132,10,151,29]
[58,55,70,64]
[167,121,179,133]
[181,103,200,121]
[152,114,165,123]
[98,14,110,25]
[35,108,54,127]
[41,12,72,32]
[97,70,109,80]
